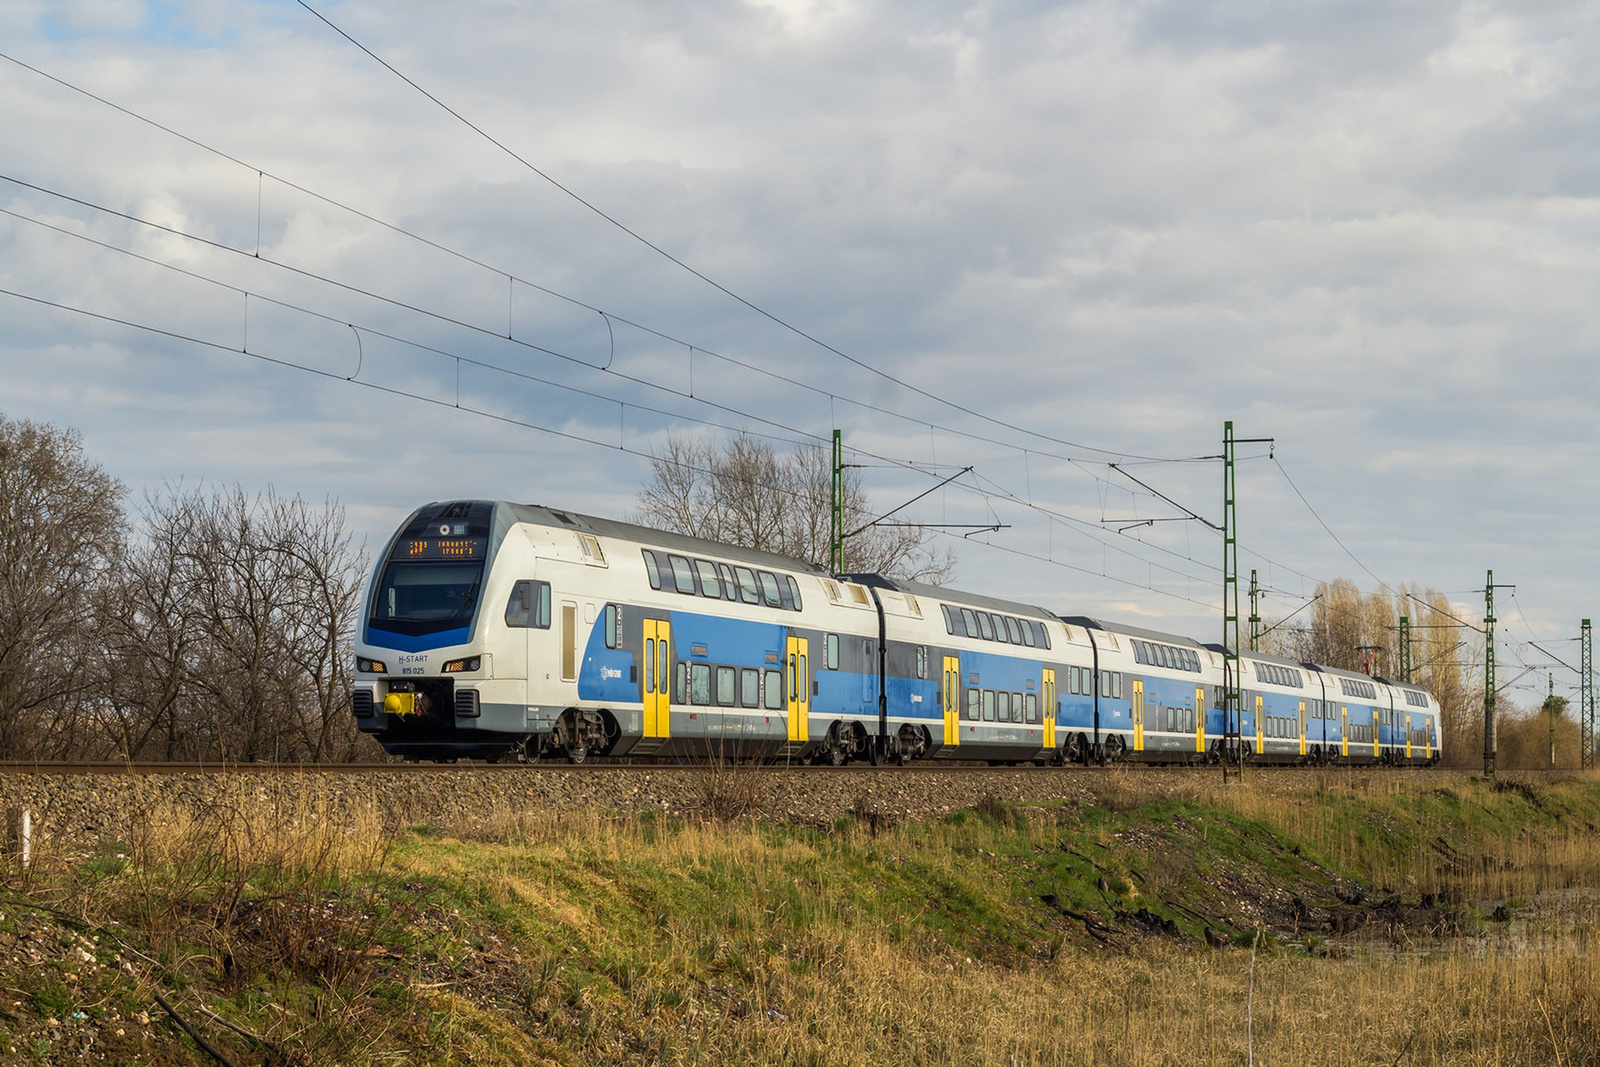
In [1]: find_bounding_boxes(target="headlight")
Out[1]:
[357,657,388,673]
[442,656,481,673]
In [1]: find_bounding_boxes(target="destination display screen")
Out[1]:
[402,537,486,560]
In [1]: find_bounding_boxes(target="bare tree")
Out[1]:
[109,485,373,762]
[0,413,125,759]
[635,431,955,582]
[1264,579,1480,766]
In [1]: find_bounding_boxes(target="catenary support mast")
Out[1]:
[1222,421,1272,781]
[1583,619,1594,771]
[1484,570,1497,777]
[829,429,843,575]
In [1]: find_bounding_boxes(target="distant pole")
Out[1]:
[1583,619,1594,772]
[1398,616,1412,684]
[1248,570,1261,652]
[1548,673,1556,768]
[1484,569,1497,777]
[829,429,843,575]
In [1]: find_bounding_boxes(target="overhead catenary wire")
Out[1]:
[0,51,1196,478]
[4,278,1233,616]
[0,207,1226,603]
[0,185,1235,600]
[288,3,1187,465]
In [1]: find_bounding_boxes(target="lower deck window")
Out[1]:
[982,690,996,721]
[690,663,711,705]
[741,668,760,707]
[764,670,782,710]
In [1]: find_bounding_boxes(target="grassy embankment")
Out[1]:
[3,768,1600,1065]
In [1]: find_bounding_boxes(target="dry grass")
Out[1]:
[7,771,1600,1065]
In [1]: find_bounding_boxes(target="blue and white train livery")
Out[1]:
[351,501,1442,767]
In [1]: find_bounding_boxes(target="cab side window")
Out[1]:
[505,580,551,628]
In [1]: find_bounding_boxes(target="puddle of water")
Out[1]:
[1291,887,1600,961]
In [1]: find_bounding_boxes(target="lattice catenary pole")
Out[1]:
[1583,619,1594,772]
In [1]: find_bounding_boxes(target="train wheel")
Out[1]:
[827,744,848,767]
[568,744,588,765]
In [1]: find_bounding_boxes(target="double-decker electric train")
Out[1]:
[351,501,1442,767]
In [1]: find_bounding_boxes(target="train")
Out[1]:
[350,500,1442,767]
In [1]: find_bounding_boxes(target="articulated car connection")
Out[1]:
[351,501,1443,768]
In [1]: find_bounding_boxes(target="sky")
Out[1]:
[1,0,1596,702]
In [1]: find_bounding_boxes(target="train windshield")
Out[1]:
[373,561,485,625]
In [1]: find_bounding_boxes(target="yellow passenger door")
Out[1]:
[1196,687,1207,753]
[1042,669,1057,750]
[1132,679,1145,752]
[942,656,961,747]
[642,619,671,739]
[1255,694,1265,754]
[786,635,810,743]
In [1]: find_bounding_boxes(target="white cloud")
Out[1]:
[2,0,1598,659]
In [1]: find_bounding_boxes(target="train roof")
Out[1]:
[493,502,828,577]
[1059,616,1207,648]
[841,574,1056,621]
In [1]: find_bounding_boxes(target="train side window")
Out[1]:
[982,690,996,721]
[741,668,759,707]
[763,669,782,709]
[716,666,736,705]
[674,662,686,703]
[643,551,662,590]
[1034,622,1050,650]
[777,575,795,611]
[967,689,980,720]
[961,608,978,636]
[1021,622,1036,647]
[602,604,619,648]
[942,605,956,634]
[1004,617,1022,644]
[690,663,712,705]
[977,613,994,641]
[1133,642,1146,665]
[717,563,737,600]
[786,576,803,611]
[992,614,1009,643]
[1013,692,1025,723]
[995,691,1007,721]
[916,646,927,680]
[826,634,839,670]
[695,559,721,598]
[1114,673,1124,699]
[1025,693,1038,723]
[734,567,759,604]
[669,555,696,595]
[758,571,782,607]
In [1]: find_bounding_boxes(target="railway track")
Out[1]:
[0,759,1105,776]
[0,759,1495,777]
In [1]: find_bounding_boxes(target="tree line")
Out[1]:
[0,413,373,762]
[1263,578,1578,769]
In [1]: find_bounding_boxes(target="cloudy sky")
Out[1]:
[2,0,1595,698]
